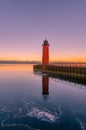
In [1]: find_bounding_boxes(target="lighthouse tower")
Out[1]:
[42,39,49,64]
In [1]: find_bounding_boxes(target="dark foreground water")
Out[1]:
[0,64,86,130]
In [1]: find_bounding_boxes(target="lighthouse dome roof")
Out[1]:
[43,39,49,45]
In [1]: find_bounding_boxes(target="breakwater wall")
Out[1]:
[33,64,86,85]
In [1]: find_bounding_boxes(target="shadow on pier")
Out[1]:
[33,63,86,86]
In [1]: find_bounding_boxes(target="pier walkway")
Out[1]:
[33,63,86,85]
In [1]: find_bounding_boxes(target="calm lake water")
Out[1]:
[0,64,86,130]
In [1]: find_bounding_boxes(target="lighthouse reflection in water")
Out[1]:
[42,75,49,95]
[0,65,86,130]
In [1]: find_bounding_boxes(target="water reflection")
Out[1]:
[42,75,49,95]
[34,71,50,95]
[0,64,86,130]
[0,64,33,71]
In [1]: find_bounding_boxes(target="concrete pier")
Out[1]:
[33,63,86,85]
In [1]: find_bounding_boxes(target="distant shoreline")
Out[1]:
[0,61,86,64]
[0,61,40,64]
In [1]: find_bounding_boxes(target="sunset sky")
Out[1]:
[0,0,86,62]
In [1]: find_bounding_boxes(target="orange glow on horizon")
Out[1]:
[0,56,86,62]
[50,56,86,62]
[0,56,41,61]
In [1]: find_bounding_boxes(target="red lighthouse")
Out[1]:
[42,39,49,64]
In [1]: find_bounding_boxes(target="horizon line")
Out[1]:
[0,60,86,64]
